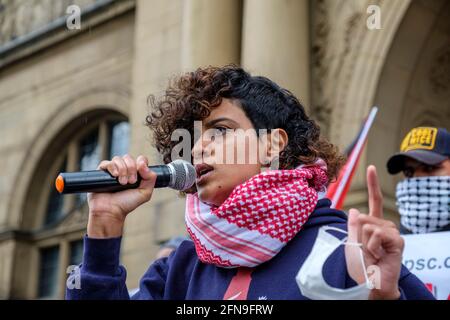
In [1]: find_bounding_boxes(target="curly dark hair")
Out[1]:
[146,65,345,185]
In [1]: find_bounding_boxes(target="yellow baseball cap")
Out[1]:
[387,127,450,174]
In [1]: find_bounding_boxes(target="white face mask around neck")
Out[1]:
[296,226,374,300]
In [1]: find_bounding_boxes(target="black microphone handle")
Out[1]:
[57,165,172,194]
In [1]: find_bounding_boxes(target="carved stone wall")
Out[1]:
[369,0,450,215]
[311,0,449,218]
[311,0,367,135]
[0,1,135,298]
[0,0,102,45]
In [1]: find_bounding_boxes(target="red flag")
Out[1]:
[326,107,378,209]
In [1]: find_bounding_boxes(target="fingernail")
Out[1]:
[348,209,358,221]
[119,176,127,184]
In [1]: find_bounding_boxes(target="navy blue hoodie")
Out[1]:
[66,199,435,300]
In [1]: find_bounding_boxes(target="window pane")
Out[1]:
[44,158,67,226]
[79,128,101,171]
[69,240,83,266]
[77,128,100,205]
[109,121,130,158]
[38,246,60,298]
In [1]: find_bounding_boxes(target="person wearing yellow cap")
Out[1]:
[387,127,450,234]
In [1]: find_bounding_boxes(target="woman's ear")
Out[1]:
[267,128,288,162]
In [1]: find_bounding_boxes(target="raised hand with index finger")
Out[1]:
[346,165,404,300]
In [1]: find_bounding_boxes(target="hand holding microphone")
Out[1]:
[55,158,195,194]
[58,154,195,239]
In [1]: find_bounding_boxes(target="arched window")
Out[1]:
[43,118,130,225]
[21,111,130,299]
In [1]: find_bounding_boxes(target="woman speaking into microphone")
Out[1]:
[66,66,434,300]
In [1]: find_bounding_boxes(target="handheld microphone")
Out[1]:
[55,159,196,194]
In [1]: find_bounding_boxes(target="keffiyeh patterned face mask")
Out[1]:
[396,176,450,234]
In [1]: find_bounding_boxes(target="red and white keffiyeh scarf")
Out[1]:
[185,162,328,268]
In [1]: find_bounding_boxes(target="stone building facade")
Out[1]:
[0,0,448,299]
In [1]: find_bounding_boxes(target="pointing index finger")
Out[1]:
[367,165,384,219]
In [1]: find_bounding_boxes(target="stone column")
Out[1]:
[181,0,242,70]
[241,0,311,108]
[122,0,186,289]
